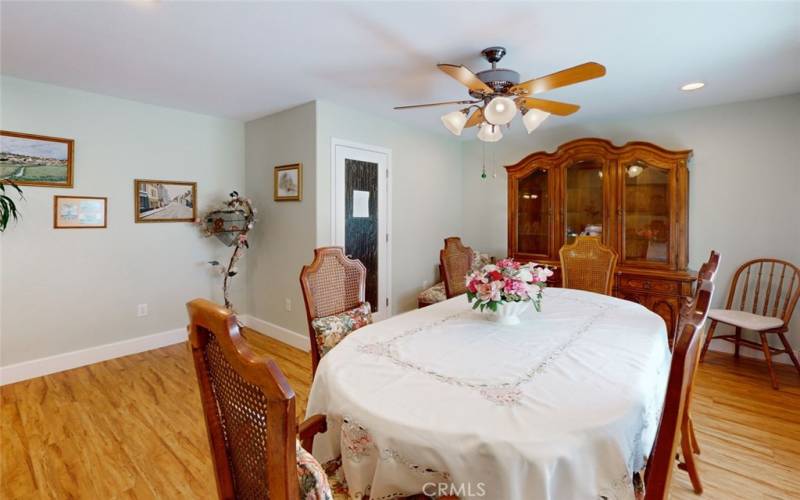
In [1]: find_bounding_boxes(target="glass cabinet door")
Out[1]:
[623,161,670,264]
[564,160,604,244]
[517,168,550,256]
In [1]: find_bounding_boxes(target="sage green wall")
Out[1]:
[0,76,245,366]
[244,102,317,335]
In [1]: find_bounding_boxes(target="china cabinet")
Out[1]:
[506,138,695,337]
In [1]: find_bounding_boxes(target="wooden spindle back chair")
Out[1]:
[645,279,714,500]
[187,298,303,500]
[440,237,474,299]
[700,258,800,389]
[300,247,367,375]
[559,236,618,295]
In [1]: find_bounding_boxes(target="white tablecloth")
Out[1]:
[306,288,670,500]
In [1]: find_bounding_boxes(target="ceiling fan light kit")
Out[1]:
[441,108,469,135]
[484,96,518,125]
[522,108,550,134]
[477,123,503,142]
[395,47,606,142]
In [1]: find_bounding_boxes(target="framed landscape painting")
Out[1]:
[54,196,107,228]
[0,130,74,188]
[274,163,302,201]
[134,179,196,223]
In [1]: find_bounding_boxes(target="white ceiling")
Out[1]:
[2,1,799,136]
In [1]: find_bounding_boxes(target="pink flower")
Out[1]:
[497,258,521,270]
[476,282,501,302]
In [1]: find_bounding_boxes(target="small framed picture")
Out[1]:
[134,179,196,223]
[274,163,302,201]
[54,196,107,229]
[1,130,74,188]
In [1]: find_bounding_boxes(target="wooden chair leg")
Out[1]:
[759,333,780,390]
[687,416,700,455]
[678,428,703,494]
[776,332,800,376]
[734,327,742,358]
[700,320,718,362]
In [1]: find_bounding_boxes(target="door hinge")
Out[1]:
[386,169,389,178]
[386,298,389,307]
[385,233,389,243]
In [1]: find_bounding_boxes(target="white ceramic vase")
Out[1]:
[491,301,531,325]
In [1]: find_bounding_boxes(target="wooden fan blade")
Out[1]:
[394,99,478,110]
[511,62,606,95]
[465,108,484,128]
[516,97,580,116]
[437,64,494,94]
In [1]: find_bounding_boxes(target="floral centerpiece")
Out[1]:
[466,258,554,325]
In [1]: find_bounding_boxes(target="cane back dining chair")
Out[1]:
[559,236,618,295]
[300,247,370,376]
[644,278,714,500]
[440,237,474,299]
[700,258,800,389]
[186,298,335,500]
[675,250,720,494]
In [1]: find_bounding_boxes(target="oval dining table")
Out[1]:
[306,288,671,500]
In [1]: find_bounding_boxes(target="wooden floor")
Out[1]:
[2,330,798,499]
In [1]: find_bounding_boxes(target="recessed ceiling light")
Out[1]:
[681,82,705,91]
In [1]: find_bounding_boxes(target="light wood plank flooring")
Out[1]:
[2,331,798,499]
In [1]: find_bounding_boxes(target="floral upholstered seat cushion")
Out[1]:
[297,440,334,500]
[418,281,447,305]
[472,252,493,271]
[311,302,372,357]
[297,442,349,500]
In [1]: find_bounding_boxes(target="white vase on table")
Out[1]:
[491,301,531,325]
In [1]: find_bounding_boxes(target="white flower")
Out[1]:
[517,269,533,282]
[535,267,554,282]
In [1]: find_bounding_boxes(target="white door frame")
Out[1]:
[330,138,392,318]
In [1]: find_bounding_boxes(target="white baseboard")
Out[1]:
[240,314,310,352]
[0,327,186,386]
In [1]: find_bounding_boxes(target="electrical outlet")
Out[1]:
[137,304,148,317]
[284,298,292,312]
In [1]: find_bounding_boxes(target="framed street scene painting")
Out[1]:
[274,163,302,201]
[54,196,107,228]
[1,130,74,188]
[134,179,196,223]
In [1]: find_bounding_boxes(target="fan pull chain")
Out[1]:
[492,144,498,179]
[481,142,487,179]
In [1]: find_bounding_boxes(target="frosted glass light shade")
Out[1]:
[477,123,503,142]
[440,109,468,136]
[627,165,644,177]
[522,108,550,133]
[484,96,517,125]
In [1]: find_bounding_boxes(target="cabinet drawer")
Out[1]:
[618,276,679,294]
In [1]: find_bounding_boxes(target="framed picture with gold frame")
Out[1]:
[134,179,197,223]
[53,195,107,229]
[1,130,74,188]
[274,163,302,201]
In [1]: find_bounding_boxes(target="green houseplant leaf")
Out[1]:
[0,180,23,232]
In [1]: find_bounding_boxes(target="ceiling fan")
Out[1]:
[394,47,606,142]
